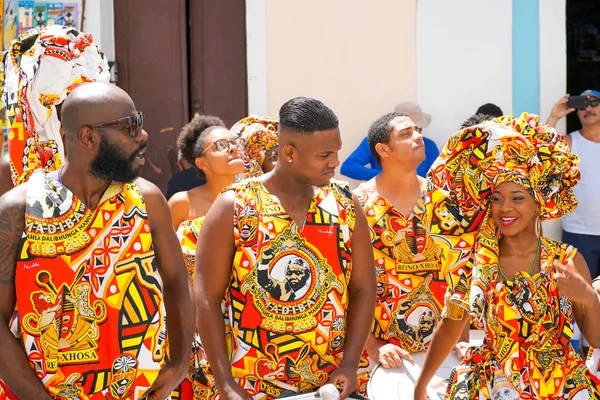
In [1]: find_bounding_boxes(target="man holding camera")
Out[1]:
[546,89,600,281]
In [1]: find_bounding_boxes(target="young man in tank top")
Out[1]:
[546,89,600,281]
[194,97,376,399]
[352,113,479,394]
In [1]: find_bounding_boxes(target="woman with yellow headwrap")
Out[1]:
[414,113,600,399]
[231,115,279,181]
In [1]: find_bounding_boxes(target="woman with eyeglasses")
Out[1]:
[168,116,246,230]
[170,115,280,399]
[168,115,245,399]
[230,115,279,182]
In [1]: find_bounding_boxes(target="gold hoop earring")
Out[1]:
[535,216,541,237]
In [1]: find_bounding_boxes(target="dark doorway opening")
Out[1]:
[114,0,248,192]
[566,0,600,133]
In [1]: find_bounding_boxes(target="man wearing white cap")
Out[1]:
[547,89,600,281]
[341,102,439,180]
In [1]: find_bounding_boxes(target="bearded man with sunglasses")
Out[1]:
[0,82,193,400]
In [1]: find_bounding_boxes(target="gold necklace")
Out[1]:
[498,238,541,281]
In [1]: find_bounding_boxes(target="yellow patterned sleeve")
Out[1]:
[441,269,472,320]
[176,217,204,283]
[428,186,479,320]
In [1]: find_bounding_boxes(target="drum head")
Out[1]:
[367,351,460,400]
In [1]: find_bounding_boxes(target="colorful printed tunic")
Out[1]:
[216,179,355,399]
[587,278,600,382]
[446,238,600,399]
[1,171,166,399]
[354,180,477,394]
[170,218,215,400]
[178,218,205,282]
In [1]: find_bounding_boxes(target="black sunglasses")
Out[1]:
[88,111,144,137]
[589,99,600,108]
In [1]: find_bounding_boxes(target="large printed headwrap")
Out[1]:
[231,115,278,181]
[429,113,581,320]
[0,25,110,186]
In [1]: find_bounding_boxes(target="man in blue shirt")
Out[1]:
[341,102,439,179]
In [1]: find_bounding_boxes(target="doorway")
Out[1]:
[113,0,248,192]
[566,0,600,133]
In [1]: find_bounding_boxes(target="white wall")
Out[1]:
[540,0,567,241]
[539,0,567,135]
[246,0,268,115]
[416,0,513,148]
[82,0,115,61]
[263,0,418,187]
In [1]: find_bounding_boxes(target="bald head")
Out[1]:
[61,82,136,141]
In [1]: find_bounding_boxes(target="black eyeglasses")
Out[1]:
[200,137,245,156]
[88,111,144,137]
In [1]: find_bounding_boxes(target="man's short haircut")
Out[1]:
[460,113,492,129]
[177,115,225,165]
[279,96,338,135]
[475,103,503,118]
[368,112,406,164]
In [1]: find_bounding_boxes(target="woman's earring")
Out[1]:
[535,216,542,237]
[288,159,292,163]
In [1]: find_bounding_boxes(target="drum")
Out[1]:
[279,394,363,400]
[367,352,458,400]
[275,384,365,399]
[367,329,485,400]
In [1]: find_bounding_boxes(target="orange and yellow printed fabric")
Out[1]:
[171,217,215,400]
[587,348,600,381]
[1,171,165,399]
[213,179,355,399]
[446,238,600,399]
[354,179,477,394]
[230,116,278,181]
[428,114,598,398]
[178,218,205,282]
[2,25,109,186]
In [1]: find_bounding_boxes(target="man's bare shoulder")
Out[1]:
[0,183,28,284]
[0,182,28,210]
[133,178,170,219]
[134,177,162,197]
[0,154,14,198]
[211,189,236,210]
